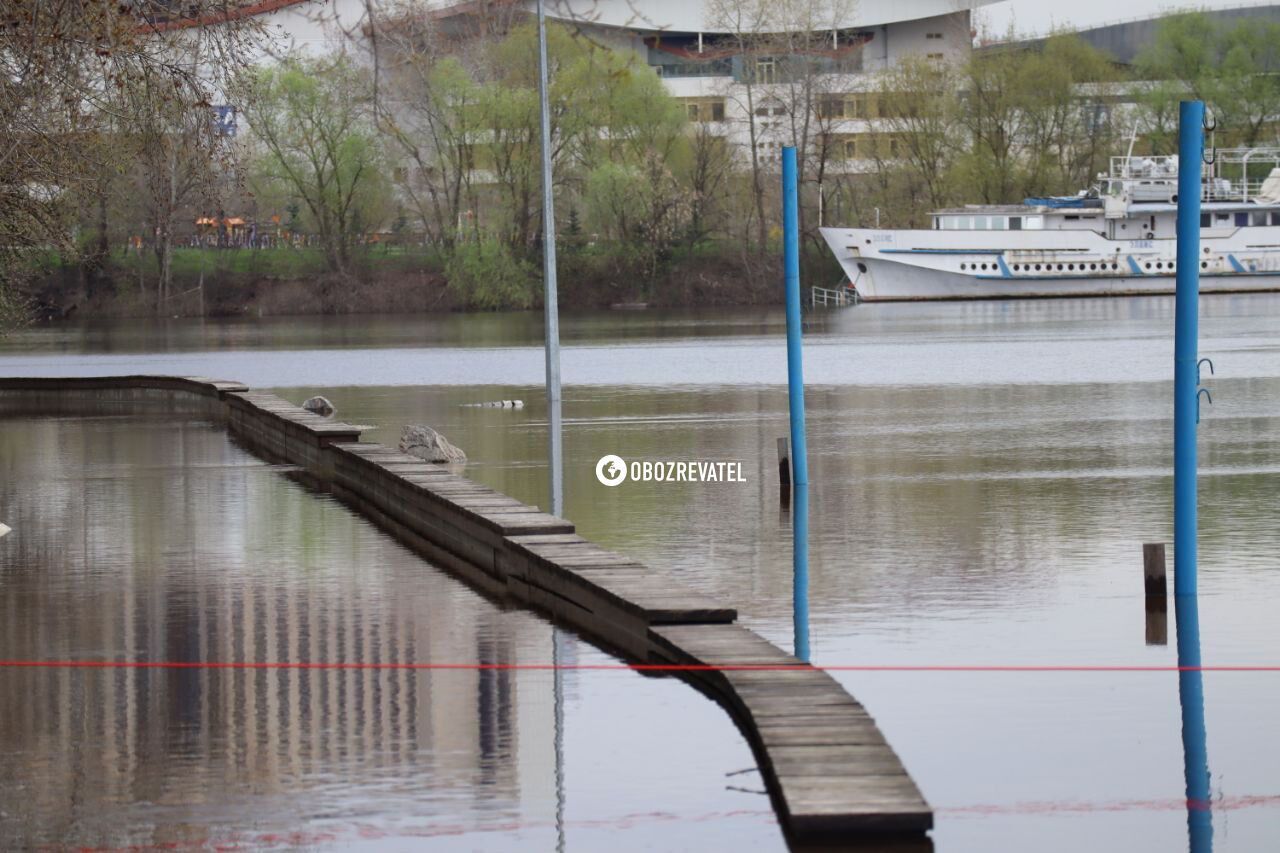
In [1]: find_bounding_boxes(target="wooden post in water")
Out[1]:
[1146,598,1169,646]
[1143,543,1168,597]
[777,437,791,492]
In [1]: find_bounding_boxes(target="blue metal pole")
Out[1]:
[793,486,811,663]
[782,147,808,486]
[1174,101,1203,597]
[1175,594,1214,851]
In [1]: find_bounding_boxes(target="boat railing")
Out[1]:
[1109,148,1280,203]
[812,283,858,308]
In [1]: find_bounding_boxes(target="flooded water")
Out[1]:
[3,294,1280,851]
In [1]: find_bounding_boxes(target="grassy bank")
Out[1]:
[29,241,839,320]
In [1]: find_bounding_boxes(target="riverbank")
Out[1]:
[26,243,833,320]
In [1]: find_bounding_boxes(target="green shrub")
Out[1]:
[444,239,538,310]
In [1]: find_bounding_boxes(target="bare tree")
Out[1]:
[0,1,255,324]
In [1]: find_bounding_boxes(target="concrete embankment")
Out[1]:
[0,375,932,840]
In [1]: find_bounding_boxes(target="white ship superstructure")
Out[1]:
[821,148,1280,301]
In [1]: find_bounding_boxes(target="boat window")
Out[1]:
[1201,213,1211,227]
[974,216,988,230]
[1272,212,1280,226]
[1009,217,1022,230]
[992,216,1006,230]
[1235,212,1249,227]
[1024,216,1044,230]
[1216,213,1230,223]
[1252,211,1269,227]
[1064,215,1079,221]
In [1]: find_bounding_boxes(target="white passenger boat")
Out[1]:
[820,148,1280,301]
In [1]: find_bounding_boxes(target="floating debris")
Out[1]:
[462,400,524,409]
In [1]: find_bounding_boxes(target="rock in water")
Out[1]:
[400,425,467,464]
[302,395,336,417]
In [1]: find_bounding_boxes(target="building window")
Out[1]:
[683,98,726,122]
[926,32,943,39]
[926,53,944,60]
[754,99,785,118]
[817,95,844,119]
[755,57,777,84]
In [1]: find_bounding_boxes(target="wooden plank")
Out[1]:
[508,533,590,546]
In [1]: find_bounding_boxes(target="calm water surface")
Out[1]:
[3,295,1280,851]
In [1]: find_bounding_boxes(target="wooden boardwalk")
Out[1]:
[0,376,933,840]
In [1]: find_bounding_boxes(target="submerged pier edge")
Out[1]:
[0,374,932,838]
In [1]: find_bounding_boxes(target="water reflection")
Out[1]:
[0,416,552,848]
[1146,598,1168,646]
[792,486,810,664]
[0,414,774,850]
[1176,594,1214,852]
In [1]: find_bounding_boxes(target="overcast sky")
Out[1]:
[978,0,1279,38]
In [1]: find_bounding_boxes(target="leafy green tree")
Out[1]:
[1138,13,1280,148]
[374,18,694,294]
[951,46,1029,204]
[444,238,537,309]
[876,55,962,213]
[239,54,392,276]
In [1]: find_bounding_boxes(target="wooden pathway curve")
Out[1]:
[0,375,933,841]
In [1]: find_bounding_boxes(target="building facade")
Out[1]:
[211,0,998,172]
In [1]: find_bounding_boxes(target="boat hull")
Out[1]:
[820,226,1280,302]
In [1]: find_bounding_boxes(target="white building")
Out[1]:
[423,0,997,170]
[180,0,998,170]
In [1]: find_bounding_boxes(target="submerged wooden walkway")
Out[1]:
[0,375,932,840]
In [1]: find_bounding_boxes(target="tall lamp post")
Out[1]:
[536,5,568,852]
[536,0,563,518]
